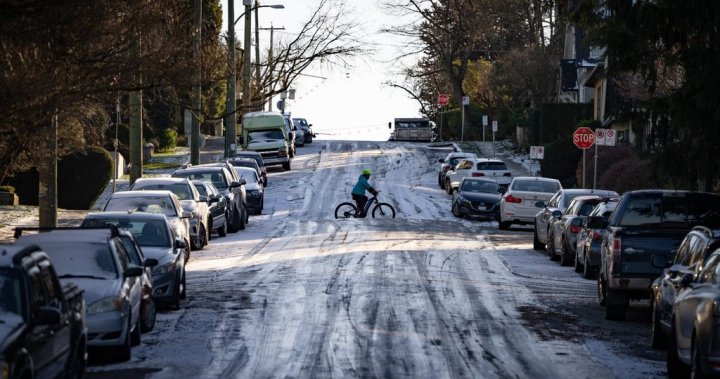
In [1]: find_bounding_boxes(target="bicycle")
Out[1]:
[334,193,396,219]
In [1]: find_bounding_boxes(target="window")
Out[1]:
[39,262,62,309]
[565,200,579,215]
[547,193,560,208]
[476,161,508,171]
[674,236,692,265]
[113,239,131,271]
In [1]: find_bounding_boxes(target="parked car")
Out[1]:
[130,177,211,251]
[597,190,720,320]
[103,190,191,261]
[14,227,146,361]
[227,157,264,187]
[0,244,87,379]
[444,158,512,194]
[451,177,502,220]
[541,191,619,264]
[281,114,297,157]
[650,226,720,349]
[666,245,720,377]
[437,152,477,190]
[192,180,228,237]
[233,167,264,215]
[533,189,618,254]
[81,212,188,310]
[115,229,159,332]
[292,117,313,144]
[574,198,619,279]
[498,176,562,230]
[232,150,268,186]
[188,163,249,231]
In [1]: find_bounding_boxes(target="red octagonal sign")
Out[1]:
[573,127,595,149]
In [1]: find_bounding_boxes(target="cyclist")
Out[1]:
[351,168,378,217]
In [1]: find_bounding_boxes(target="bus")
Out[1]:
[390,118,434,142]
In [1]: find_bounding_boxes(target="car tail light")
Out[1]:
[503,173,512,177]
[570,225,581,234]
[472,172,485,177]
[592,230,602,241]
[609,236,621,271]
[504,194,522,203]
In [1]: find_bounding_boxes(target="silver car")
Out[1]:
[130,177,211,251]
[498,176,562,230]
[82,212,188,310]
[14,228,144,361]
[103,190,192,262]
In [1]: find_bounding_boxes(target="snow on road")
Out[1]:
[86,141,664,379]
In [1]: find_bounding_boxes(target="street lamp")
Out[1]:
[225,1,284,158]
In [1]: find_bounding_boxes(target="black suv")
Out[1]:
[651,226,720,348]
[0,245,87,379]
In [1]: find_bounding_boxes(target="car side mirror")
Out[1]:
[34,306,61,325]
[174,239,187,249]
[210,196,220,204]
[535,201,546,208]
[198,195,209,203]
[230,181,241,188]
[144,258,159,267]
[651,255,670,269]
[238,179,246,186]
[551,210,562,218]
[124,266,144,278]
[181,211,193,219]
[438,159,445,163]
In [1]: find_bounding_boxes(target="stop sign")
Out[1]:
[573,127,595,149]
[438,94,450,106]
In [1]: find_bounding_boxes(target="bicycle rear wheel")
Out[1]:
[372,203,396,218]
[334,202,358,219]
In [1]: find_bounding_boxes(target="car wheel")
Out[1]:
[217,214,228,237]
[574,249,583,273]
[667,322,689,378]
[691,333,705,379]
[547,232,559,261]
[141,298,156,333]
[115,317,132,362]
[597,275,606,306]
[130,315,141,347]
[452,202,462,217]
[239,206,247,230]
[207,219,212,241]
[651,301,668,349]
[533,226,545,250]
[559,238,572,266]
[191,224,207,250]
[227,209,239,233]
[66,342,86,379]
[445,179,452,194]
[180,268,187,299]
[499,221,511,230]
[438,173,443,188]
[168,273,182,310]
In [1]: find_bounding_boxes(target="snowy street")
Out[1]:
[87,141,666,378]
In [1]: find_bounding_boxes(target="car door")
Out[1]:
[113,238,142,331]
[27,266,59,378]
[660,235,696,325]
[537,192,561,243]
[449,160,473,189]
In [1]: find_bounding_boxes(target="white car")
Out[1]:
[498,176,562,230]
[437,151,477,190]
[444,158,512,194]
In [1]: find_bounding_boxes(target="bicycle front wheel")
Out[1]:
[334,202,358,219]
[372,203,396,218]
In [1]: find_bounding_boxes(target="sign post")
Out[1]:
[482,115,488,143]
[530,146,544,176]
[438,94,450,141]
[573,127,596,188]
[492,120,498,157]
[461,96,470,141]
[593,128,616,189]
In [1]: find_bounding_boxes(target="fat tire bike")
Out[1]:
[334,193,396,219]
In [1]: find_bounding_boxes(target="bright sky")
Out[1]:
[222,0,422,141]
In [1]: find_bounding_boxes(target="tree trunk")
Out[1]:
[38,114,57,228]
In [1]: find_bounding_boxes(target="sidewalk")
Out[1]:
[0,135,226,245]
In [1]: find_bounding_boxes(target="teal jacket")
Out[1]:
[352,175,376,196]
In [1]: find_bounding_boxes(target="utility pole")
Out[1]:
[191,0,202,165]
[225,0,237,158]
[254,3,260,110]
[260,24,284,111]
[242,0,252,118]
[129,36,143,185]
[38,113,58,228]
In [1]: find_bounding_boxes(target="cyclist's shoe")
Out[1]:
[356,211,366,218]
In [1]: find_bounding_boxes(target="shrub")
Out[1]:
[58,147,113,209]
[598,158,654,194]
[540,138,582,188]
[576,145,638,190]
[156,128,177,152]
[176,134,187,147]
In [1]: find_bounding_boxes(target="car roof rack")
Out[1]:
[14,225,120,240]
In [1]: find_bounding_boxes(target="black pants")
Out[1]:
[352,194,368,215]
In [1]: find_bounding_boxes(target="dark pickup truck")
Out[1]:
[596,190,720,320]
[1,244,86,379]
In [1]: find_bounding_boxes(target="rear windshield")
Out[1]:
[618,194,720,227]
[512,180,560,193]
[133,183,192,200]
[105,196,178,217]
[477,162,508,171]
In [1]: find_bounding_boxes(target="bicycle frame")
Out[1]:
[360,196,378,216]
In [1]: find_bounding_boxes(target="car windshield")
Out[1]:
[173,171,227,190]
[248,130,284,142]
[236,169,258,184]
[0,269,23,317]
[43,241,118,279]
[133,183,193,200]
[476,162,507,171]
[104,196,178,217]
[82,218,171,248]
[512,180,560,193]
[462,180,498,194]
